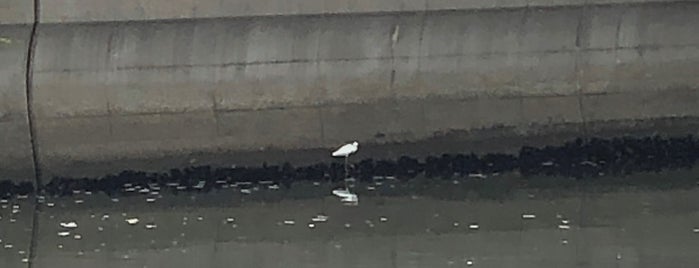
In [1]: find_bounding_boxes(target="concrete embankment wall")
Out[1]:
[2,0,699,182]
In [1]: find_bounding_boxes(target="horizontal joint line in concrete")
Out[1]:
[34,86,699,120]
[33,44,699,74]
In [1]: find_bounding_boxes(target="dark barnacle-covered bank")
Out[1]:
[2,135,699,200]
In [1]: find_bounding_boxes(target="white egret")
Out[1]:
[332,141,359,180]
[332,141,359,157]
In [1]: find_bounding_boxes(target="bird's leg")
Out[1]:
[344,155,349,189]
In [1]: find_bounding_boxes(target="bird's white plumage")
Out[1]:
[332,141,359,157]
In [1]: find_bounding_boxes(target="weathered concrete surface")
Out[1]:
[7,185,699,268]
[26,1,699,179]
[0,0,33,25]
[0,24,35,182]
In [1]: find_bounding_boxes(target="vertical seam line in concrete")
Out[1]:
[25,0,42,189]
[26,1,42,267]
[416,0,428,72]
[574,4,589,139]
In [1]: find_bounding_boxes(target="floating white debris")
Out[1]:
[226,218,235,223]
[145,223,157,230]
[308,223,316,229]
[580,160,598,167]
[541,161,554,166]
[379,217,388,222]
[259,180,274,185]
[558,224,571,230]
[125,218,140,225]
[311,215,329,223]
[468,173,487,179]
[60,221,78,229]
[267,184,280,190]
[9,218,16,223]
[57,231,71,237]
[283,220,295,225]
[176,186,187,191]
[57,244,63,249]
[47,202,55,207]
[522,214,536,219]
[469,224,480,230]
[453,222,460,227]
[146,198,156,203]
[111,198,119,202]
[616,253,622,260]
[312,182,321,186]
[240,189,252,194]
[344,223,351,228]
[97,226,103,232]
[73,234,82,240]
[385,176,396,180]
